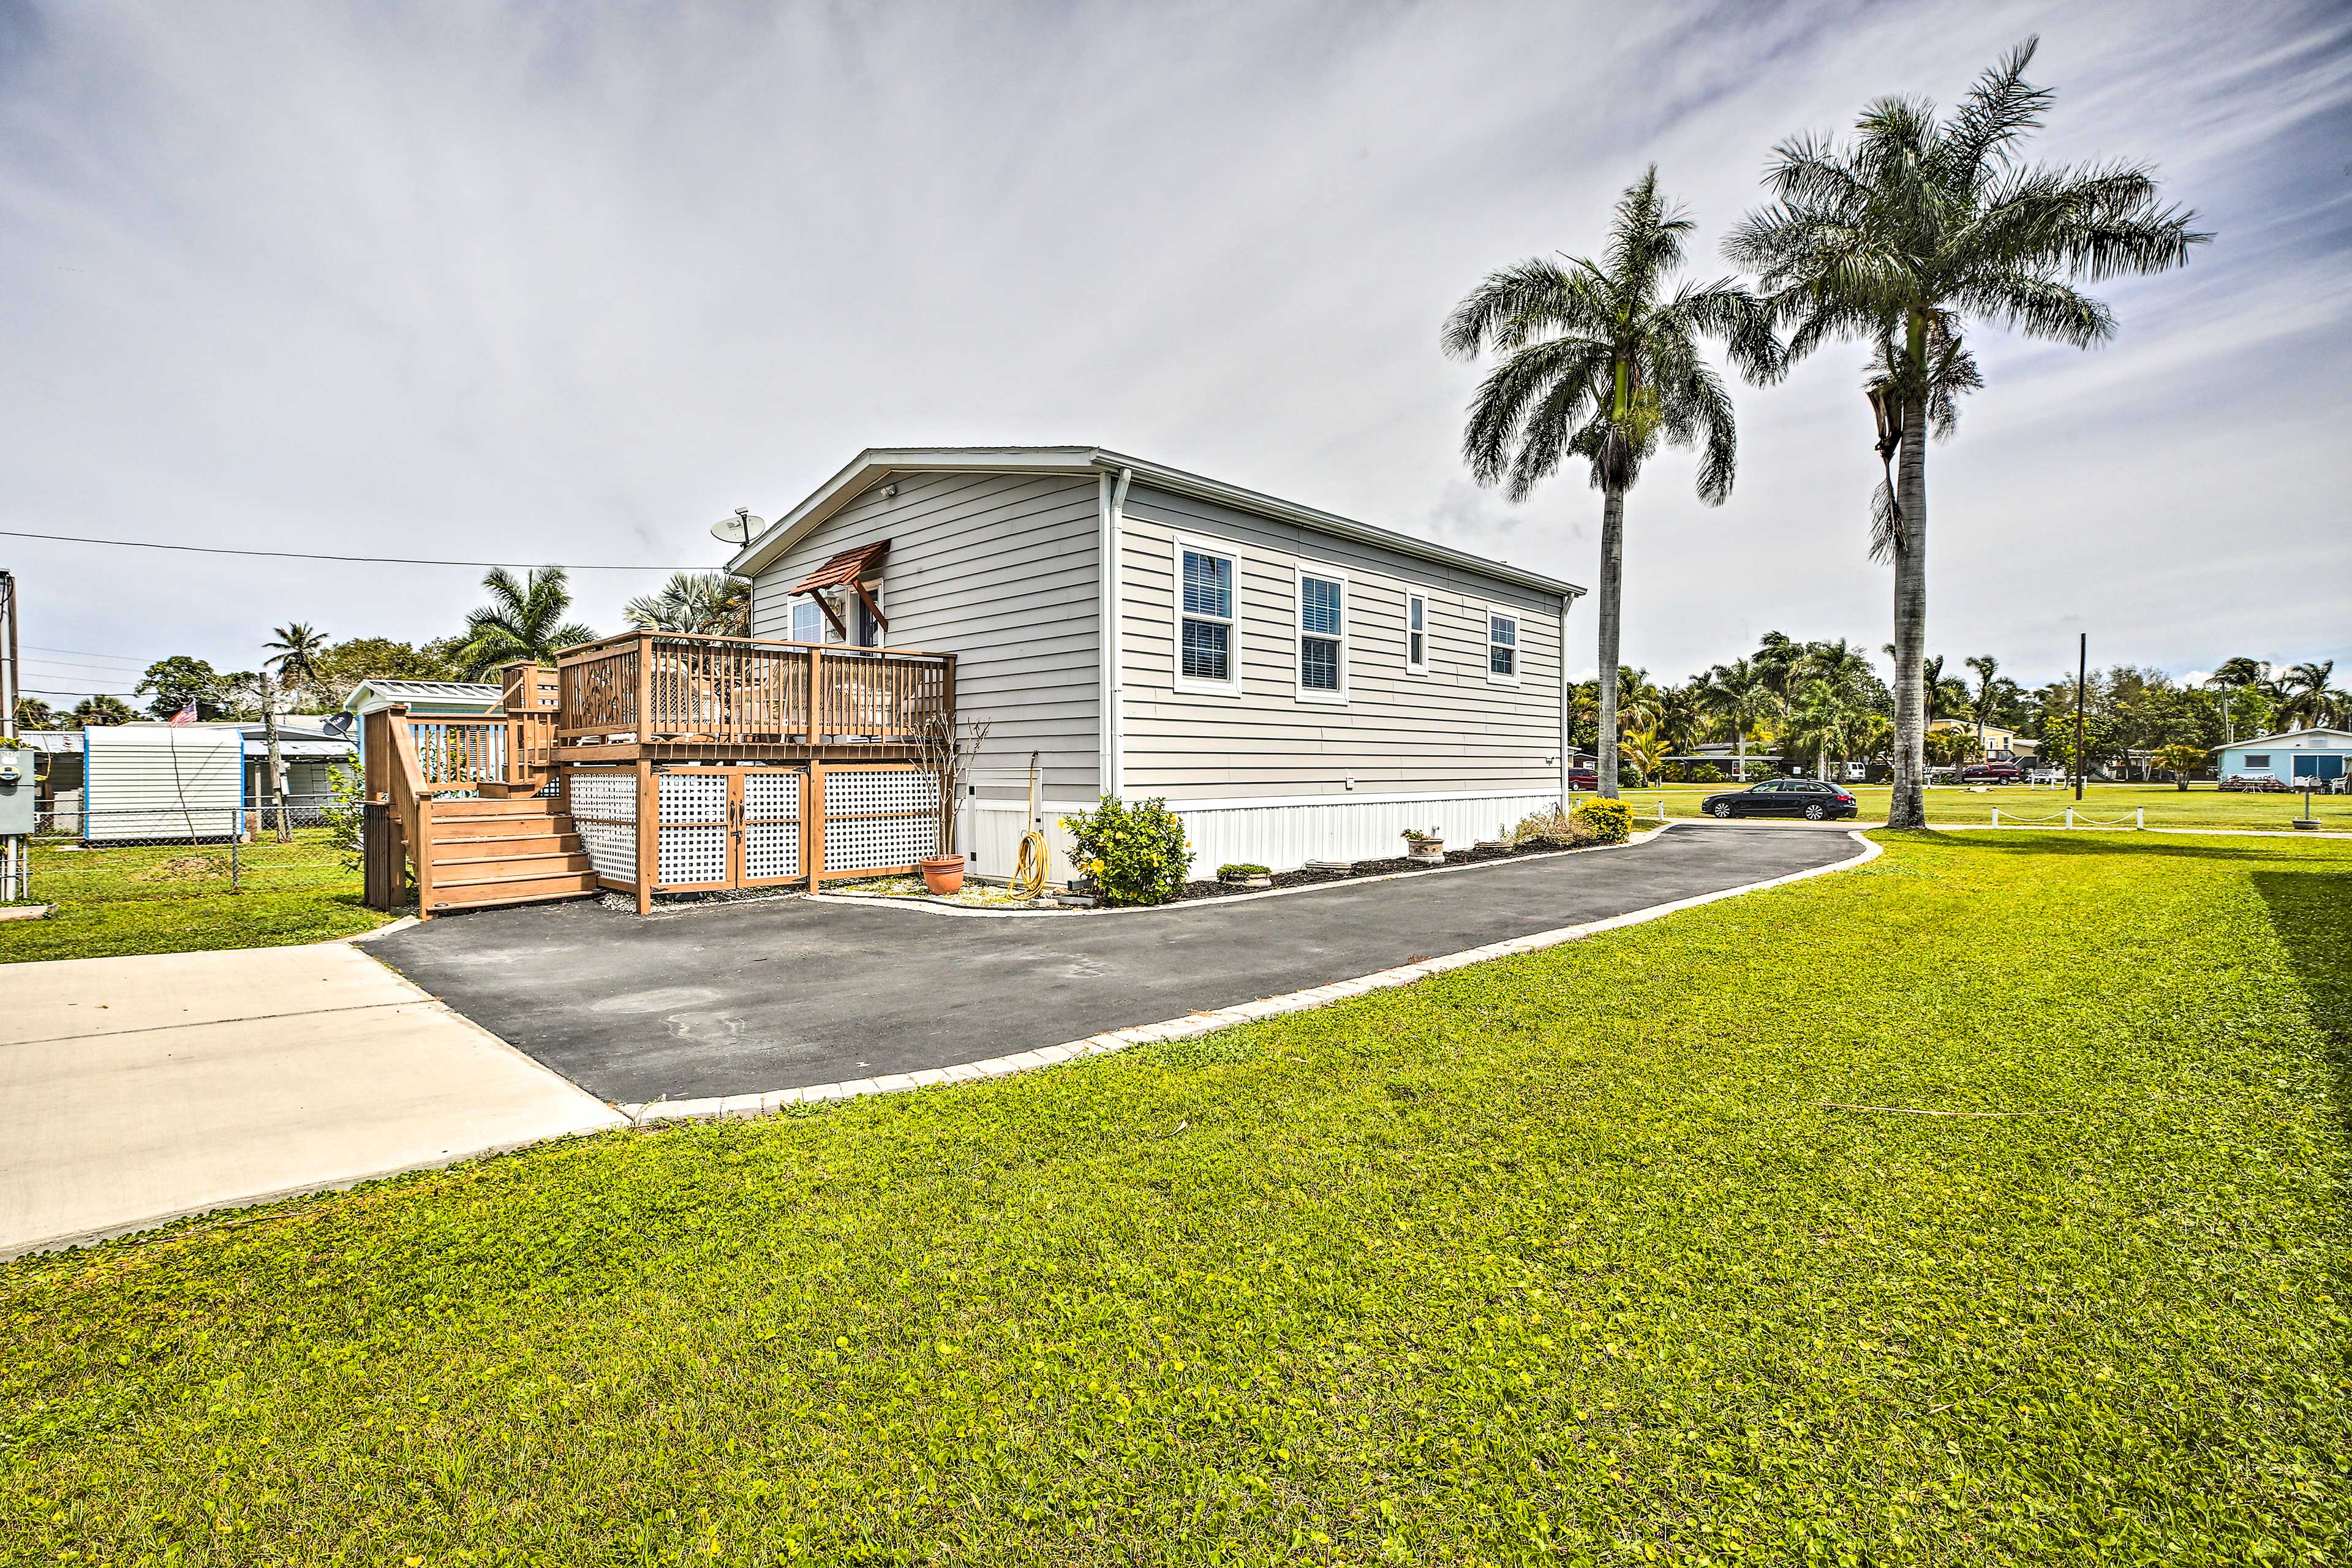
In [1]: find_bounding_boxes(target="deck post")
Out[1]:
[636,633,655,745]
[807,645,823,747]
[635,758,656,914]
[807,760,825,893]
[413,795,435,918]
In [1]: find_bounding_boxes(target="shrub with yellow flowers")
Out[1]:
[1058,795,1194,906]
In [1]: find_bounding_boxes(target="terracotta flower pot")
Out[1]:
[919,854,967,894]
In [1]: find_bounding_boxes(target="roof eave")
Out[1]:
[728,446,1586,601]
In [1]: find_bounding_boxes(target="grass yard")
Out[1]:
[0,886,389,963]
[1611,780,2352,833]
[5,831,2347,1562]
[0,829,388,963]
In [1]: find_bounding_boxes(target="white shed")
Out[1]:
[81,725,246,842]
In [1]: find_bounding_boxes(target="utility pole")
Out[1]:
[1,569,21,901]
[2073,632,2088,803]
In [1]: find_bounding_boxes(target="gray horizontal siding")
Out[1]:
[748,471,1103,796]
[1117,483,1567,799]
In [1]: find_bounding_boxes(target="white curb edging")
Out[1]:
[804,823,1677,919]
[620,828,1885,1125]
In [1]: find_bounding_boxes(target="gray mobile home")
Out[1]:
[728,447,1585,878]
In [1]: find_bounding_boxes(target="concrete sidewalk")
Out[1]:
[1,941,625,1260]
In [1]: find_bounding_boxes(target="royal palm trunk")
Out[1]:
[1595,485,1626,799]
[1888,392,1929,829]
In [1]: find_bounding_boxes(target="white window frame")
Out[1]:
[1485,606,1521,687]
[1294,562,1349,706]
[789,598,825,644]
[1404,591,1429,676]
[1171,535,1241,698]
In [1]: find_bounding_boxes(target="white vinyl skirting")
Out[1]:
[965,789,1564,884]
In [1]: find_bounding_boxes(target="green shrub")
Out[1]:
[1619,764,1648,790]
[1653,761,1686,783]
[1687,763,1724,784]
[322,761,366,872]
[1216,863,1269,880]
[1569,797,1634,844]
[1060,796,1194,906]
[1509,806,1602,849]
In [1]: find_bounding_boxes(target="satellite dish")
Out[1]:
[710,508,766,548]
[320,711,355,739]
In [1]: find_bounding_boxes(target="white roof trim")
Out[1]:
[2211,726,2352,752]
[727,446,1586,601]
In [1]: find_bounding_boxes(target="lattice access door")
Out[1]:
[738,767,804,886]
[649,766,805,892]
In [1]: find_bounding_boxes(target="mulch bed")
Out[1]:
[1164,839,1579,903]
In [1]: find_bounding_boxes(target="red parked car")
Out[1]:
[1956,761,2024,783]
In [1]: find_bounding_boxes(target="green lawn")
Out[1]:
[0,829,389,963]
[1613,780,2352,832]
[0,887,390,963]
[6,831,2347,1561]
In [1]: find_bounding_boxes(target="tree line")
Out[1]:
[13,565,748,728]
[1564,639,2345,786]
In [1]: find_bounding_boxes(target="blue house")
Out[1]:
[2214,726,2352,787]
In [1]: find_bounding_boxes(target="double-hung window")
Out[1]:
[1487,610,1520,684]
[790,598,824,644]
[1175,541,1238,693]
[1296,567,1346,702]
[1405,592,1428,675]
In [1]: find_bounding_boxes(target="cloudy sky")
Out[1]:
[2,0,2346,708]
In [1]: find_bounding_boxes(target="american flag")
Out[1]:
[168,699,197,726]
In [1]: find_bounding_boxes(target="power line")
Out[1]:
[24,654,145,673]
[28,643,156,661]
[0,527,706,571]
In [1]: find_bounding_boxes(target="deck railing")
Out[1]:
[554,632,952,752]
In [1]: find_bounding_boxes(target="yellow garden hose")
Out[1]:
[1008,827,1050,898]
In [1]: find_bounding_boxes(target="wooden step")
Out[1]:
[431,856,595,889]
[431,812,573,840]
[429,796,565,818]
[427,829,582,856]
[427,869,601,911]
[429,881,601,914]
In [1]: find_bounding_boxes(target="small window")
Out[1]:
[1405,593,1428,675]
[1487,611,1519,684]
[2245,754,2271,769]
[1297,569,1346,701]
[1174,540,1238,694]
[790,599,824,644]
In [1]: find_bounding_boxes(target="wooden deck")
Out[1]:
[363,637,957,917]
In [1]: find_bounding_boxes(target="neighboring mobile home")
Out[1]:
[726,447,1586,876]
[2214,727,2352,788]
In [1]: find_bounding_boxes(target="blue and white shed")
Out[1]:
[2214,726,2352,787]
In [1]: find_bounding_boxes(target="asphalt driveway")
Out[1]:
[369,824,1861,1106]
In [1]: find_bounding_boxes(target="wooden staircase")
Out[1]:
[417,797,600,916]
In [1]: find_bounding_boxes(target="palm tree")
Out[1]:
[1702,658,1782,781]
[258,621,331,841]
[1965,654,2003,749]
[13,696,56,730]
[623,572,752,637]
[1787,678,1868,782]
[70,695,135,726]
[1444,168,1779,798]
[2275,660,2346,731]
[454,568,598,679]
[1729,39,2206,827]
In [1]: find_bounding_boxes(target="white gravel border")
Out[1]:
[619,827,1884,1125]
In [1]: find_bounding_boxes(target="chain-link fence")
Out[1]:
[26,805,361,903]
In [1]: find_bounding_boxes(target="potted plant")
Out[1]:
[1218,862,1272,889]
[1401,827,1445,864]
[917,714,992,896]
